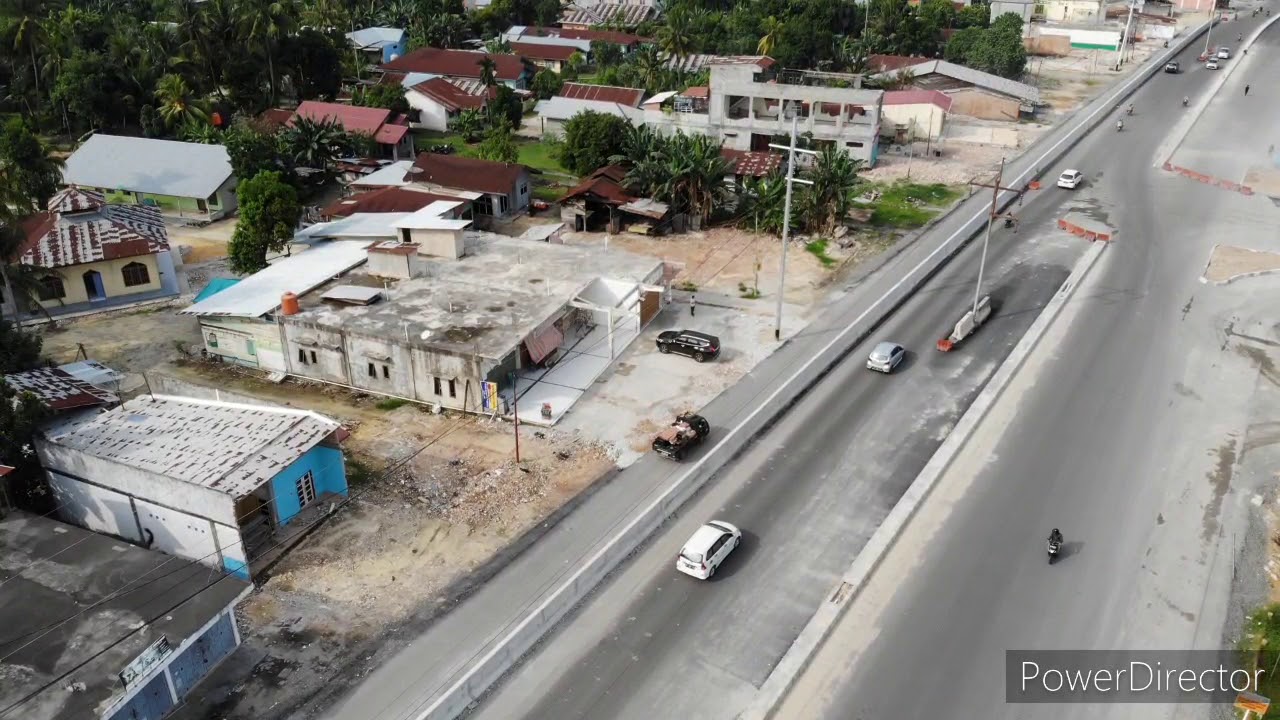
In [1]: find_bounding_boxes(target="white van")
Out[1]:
[676,520,742,579]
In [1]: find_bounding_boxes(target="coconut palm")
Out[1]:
[656,8,695,58]
[484,38,512,54]
[757,16,784,56]
[630,45,663,94]
[281,115,351,171]
[3,0,48,112]
[738,172,789,235]
[237,0,298,105]
[478,56,497,88]
[155,73,210,128]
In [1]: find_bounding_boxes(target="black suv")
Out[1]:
[656,330,721,362]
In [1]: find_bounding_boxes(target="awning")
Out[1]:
[524,323,564,364]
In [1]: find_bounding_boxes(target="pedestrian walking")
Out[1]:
[690,294,696,317]
[1245,84,1251,96]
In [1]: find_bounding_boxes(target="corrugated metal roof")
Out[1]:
[42,394,342,497]
[3,367,117,411]
[535,96,644,122]
[872,59,1040,103]
[351,160,415,188]
[558,82,645,106]
[63,135,233,200]
[346,27,406,50]
[182,240,374,318]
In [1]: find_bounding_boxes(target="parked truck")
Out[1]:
[652,412,710,460]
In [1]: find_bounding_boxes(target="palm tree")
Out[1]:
[804,145,864,235]
[738,172,789,235]
[237,0,298,105]
[180,119,221,143]
[478,56,497,89]
[484,38,512,54]
[631,45,663,94]
[757,16,784,56]
[282,115,350,171]
[155,73,210,128]
[656,8,695,58]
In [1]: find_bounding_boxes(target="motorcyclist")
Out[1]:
[1127,103,1134,115]
[1183,96,1189,106]
[1238,33,1243,42]
[1117,119,1124,131]
[1049,528,1064,548]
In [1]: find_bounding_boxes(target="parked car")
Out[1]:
[866,341,906,373]
[1206,58,1220,70]
[1217,47,1231,59]
[656,330,721,362]
[676,520,742,580]
[1164,60,1180,73]
[1057,169,1084,190]
[652,412,710,460]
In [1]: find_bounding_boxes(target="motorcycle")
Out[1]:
[1047,539,1062,564]
[1116,120,1124,132]
[1182,96,1189,107]
[1126,104,1134,116]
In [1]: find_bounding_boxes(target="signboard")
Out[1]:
[480,381,499,412]
[119,636,172,689]
[1237,691,1270,714]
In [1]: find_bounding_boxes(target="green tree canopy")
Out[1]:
[476,120,520,164]
[225,119,286,181]
[227,170,301,274]
[0,117,63,211]
[530,69,563,100]
[558,111,630,176]
[0,317,42,373]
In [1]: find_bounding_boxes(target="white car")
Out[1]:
[867,341,906,373]
[676,520,741,579]
[1206,58,1220,70]
[1057,169,1084,189]
[1217,47,1231,59]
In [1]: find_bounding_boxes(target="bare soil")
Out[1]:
[1203,245,1280,284]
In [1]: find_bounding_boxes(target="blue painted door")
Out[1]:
[108,672,173,720]
[169,612,239,699]
[82,270,105,301]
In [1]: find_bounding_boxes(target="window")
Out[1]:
[476,195,496,216]
[845,141,865,148]
[519,183,528,195]
[382,365,390,379]
[208,333,219,348]
[298,348,309,364]
[368,362,376,377]
[448,379,456,398]
[121,261,150,287]
[295,470,316,507]
[37,275,65,301]
[433,377,442,396]
[310,350,317,364]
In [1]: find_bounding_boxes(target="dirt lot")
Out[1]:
[36,305,201,392]
[866,141,1011,185]
[155,360,614,719]
[1202,245,1280,284]
[169,217,238,264]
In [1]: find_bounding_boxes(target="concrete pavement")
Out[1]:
[314,24,1209,720]
[774,12,1280,720]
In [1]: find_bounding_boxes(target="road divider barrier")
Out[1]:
[413,19,1218,720]
[1057,218,1112,242]
[1162,161,1256,196]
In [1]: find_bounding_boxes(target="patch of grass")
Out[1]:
[413,131,570,175]
[375,397,409,411]
[1240,602,1280,700]
[737,282,762,299]
[532,184,565,202]
[862,181,964,229]
[805,239,837,268]
[344,455,377,487]
[677,279,698,292]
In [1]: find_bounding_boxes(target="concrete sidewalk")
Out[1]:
[314,28,1202,720]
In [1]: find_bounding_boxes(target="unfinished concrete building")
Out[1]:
[643,56,885,166]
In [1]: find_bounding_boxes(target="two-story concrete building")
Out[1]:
[642,57,885,166]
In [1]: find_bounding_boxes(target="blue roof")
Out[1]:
[193,277,241,303]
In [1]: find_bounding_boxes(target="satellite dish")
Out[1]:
[388,53,400,62]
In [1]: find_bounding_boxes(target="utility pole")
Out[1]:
[1117,0,1137,69]
[966,157,1028,318]
[1203,6,1216,56]
[510,371,521,463]
[768,111,815,341]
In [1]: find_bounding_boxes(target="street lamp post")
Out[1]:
[768,112,815,341]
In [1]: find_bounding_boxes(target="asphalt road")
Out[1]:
[464,54,1170,720]
[776,11,1280,720]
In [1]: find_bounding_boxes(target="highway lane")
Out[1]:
[464,68,1169,720]
[776,12,1280,720]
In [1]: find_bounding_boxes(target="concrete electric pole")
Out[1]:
[768,111,815,342]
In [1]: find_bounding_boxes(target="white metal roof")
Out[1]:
[346,27,406,50]
[536,96,644,122]
[63,134,234,200]
[393,201,471,230]
[181,240,373,318]
[297,213,411,239]
[42,394,341,498]
[641,90,678,106]
[351,160,415,188]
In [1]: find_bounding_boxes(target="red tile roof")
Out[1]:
[2,366,116,411]
[561,165,633,205]
[720,149,783,178]
[18,189,169,269]
[883,89,954,110]
[521,26,647,45]
[408,77,490,112]
[289,101,409,147]
[320,187,466,219]
[868,54,933,73]
[557,82,645,106]
[260,108,295,128]
[510,41,578,62]
[381,47,527,82]
[680,86,710,99]
[407,153,528,195]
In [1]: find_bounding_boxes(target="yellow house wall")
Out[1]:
[34,254,163,309]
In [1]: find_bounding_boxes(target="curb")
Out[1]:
[413,28,1205,720]
[1163,160,1256,195]
[738,239,1110,720]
